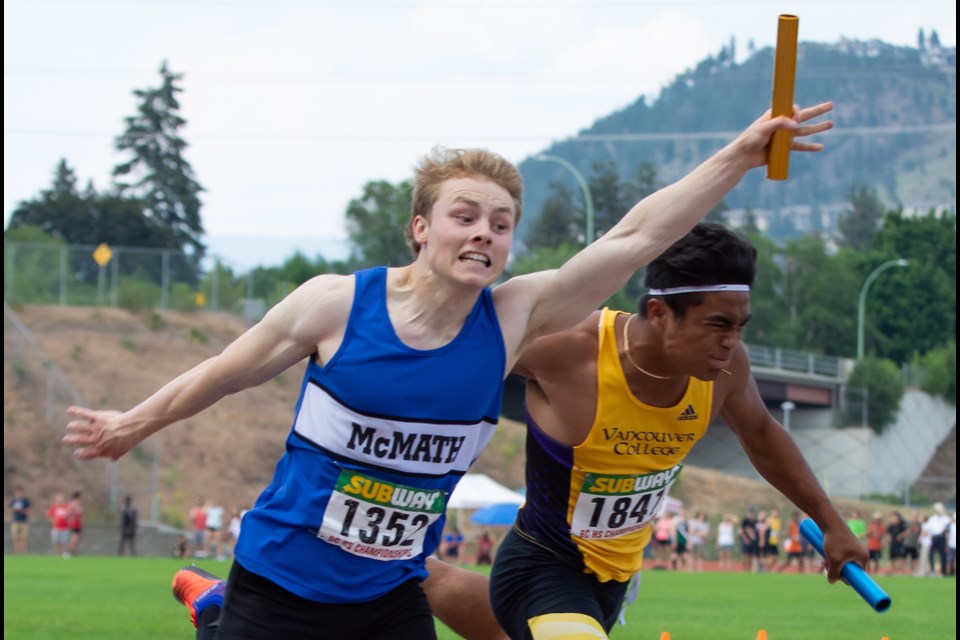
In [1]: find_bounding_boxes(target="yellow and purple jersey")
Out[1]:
[515,309,712,582]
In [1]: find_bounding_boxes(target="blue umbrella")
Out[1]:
[470,502,521,526]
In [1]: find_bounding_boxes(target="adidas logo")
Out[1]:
[676,404,698,421]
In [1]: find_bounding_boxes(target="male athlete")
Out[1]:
[426,224,868,640]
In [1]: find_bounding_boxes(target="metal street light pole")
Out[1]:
[533,154,595,245]
[856,258,908,360]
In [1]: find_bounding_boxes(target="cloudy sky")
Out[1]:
[4,0,956,267]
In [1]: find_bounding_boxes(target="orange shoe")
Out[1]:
[171,566,225,628]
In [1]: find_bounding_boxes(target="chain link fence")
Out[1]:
[4,241,271,322]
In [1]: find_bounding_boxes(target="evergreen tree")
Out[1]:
[526,182,579,250]
[113,61,205,275]
[837,184,884,251]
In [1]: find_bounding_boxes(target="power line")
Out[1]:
[4,123,954,144]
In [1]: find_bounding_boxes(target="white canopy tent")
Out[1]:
[447,474,525,510]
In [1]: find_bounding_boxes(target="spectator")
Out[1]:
[442,527,464,563]
[764,508,782,572]
[188,498,207,558]
[778,510,806,573]
[926,502,952,576]
[740,507,760,572]
[203,499,226,561]
[886,511,907,575]
[118,495,139,556]
[173,534,190,559]
[672,510,690,571]
[688,511,710,572]
[902,511,922,575]
[475,532,493,565]
[947,512,956,577]
[228,507,246,557]
[865,512,885,574]
[46,493,70,557]
[916,514,933,577]
[8,484,32,554]
[654,514,674,569]
[846,509,867,543]
[716,513,736,572]
[65,491,84,557]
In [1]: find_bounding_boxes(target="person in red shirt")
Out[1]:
[65,491,84,557]
[188,499,207,558]
[46,493,70,557]
[865,512,886,574]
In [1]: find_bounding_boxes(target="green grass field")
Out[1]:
[4,555,955,639]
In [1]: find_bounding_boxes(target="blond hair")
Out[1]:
[406,147,523,255]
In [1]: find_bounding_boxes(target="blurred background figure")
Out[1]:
[203,498,226,561]
[886,511,907,575]
[172,534,190,559]
[442,526,464,564]
[865,512,886,574]
[188,498,207,558]
[926,502,952,576]
[117,495,139,556]
[8,484,32,555]
[688,511,710,572]
[475,531,493,565]
[778,511,806,574]
[46,493,70,557]
[65,491,84,557]
[716,513,736,572]
[903,511,923,575]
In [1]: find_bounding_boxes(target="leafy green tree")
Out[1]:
[738,229,786,346]
[344,180,413,267]
[917,342,956,405]
[113,61,205,272]
[837,184,884,251]
[862,209,955,364]
[846,357,905,434]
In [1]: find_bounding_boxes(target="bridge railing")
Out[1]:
[746,344,844,378]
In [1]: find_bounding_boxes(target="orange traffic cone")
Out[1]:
[756,631,768,640]
[659,633,671,640]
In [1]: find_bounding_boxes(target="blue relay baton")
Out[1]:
[799,518,892,613]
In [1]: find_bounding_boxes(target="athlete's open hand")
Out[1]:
[735,101,835,169]
[63,406,142,461]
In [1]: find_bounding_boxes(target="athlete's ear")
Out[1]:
[411,214,430,245]
[646,298,670,329]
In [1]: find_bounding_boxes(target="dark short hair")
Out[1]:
[639,223,757,319]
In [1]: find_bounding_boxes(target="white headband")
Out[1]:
[647,284,751,296]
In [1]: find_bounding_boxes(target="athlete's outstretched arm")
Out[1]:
[496,102,834,362]
[720,346,867,583]
[63,274,353,461]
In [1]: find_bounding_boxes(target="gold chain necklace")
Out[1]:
[621,314,677,380]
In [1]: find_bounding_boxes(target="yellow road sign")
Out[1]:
[92,243,112,266]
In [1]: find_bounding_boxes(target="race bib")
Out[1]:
[318,471,446,561]
[570,465,682,540]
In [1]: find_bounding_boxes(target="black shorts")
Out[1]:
[490,528,629,640]
[207,561,436,640]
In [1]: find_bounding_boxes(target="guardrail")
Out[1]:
[746,343,844,378]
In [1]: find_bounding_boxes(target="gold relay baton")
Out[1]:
[767,14,799,180]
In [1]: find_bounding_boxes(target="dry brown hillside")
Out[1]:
[4,304,904,527]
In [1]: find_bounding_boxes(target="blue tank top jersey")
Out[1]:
[235,267,505,603]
